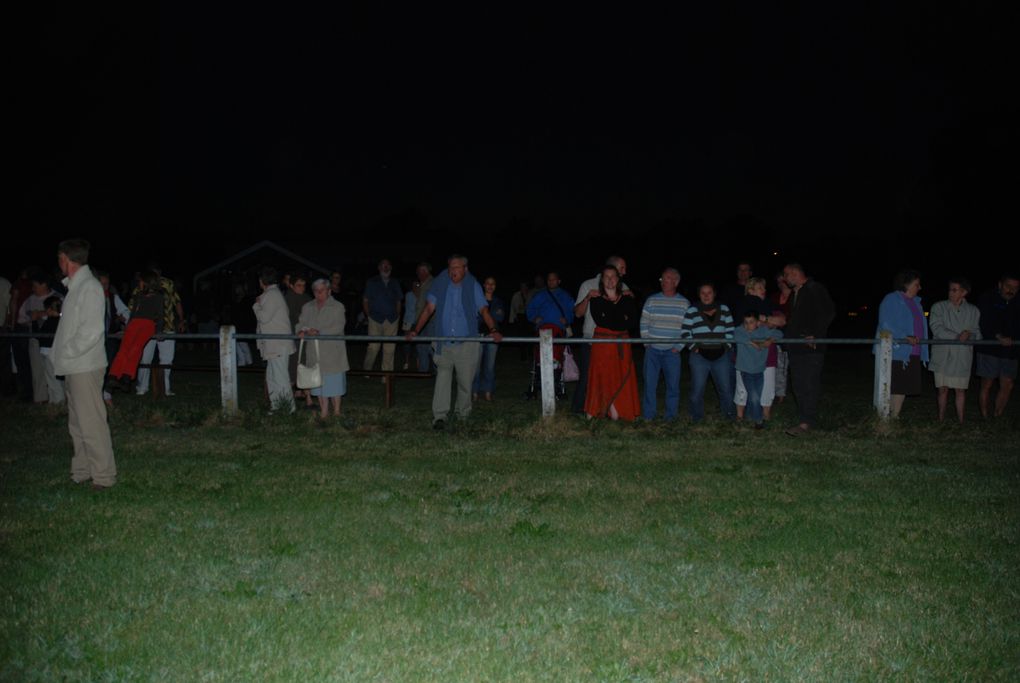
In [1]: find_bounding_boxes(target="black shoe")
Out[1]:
[433,419,445,431]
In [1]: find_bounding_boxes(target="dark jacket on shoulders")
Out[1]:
[785,279,835,353]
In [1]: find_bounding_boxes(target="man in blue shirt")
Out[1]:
[362,259,403,374]
[407,255,503,429]
[526,272,575,334]
[524,271,576,399]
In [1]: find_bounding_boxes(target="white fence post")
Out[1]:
[220,325,239,417]
[873,331,892,420]
[539,329,555,418]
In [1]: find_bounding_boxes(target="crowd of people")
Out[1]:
[2,241,1017,490]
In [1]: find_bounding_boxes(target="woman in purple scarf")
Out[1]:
[876,269,929,418]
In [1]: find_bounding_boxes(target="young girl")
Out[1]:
[109,271,164,390]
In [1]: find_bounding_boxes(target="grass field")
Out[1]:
[1,346,1018,681]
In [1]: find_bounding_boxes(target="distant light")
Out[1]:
[847,312,858,318]
[772,251,779,256]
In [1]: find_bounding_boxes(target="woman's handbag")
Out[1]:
[562,346,580,382]
[296,338,323,389]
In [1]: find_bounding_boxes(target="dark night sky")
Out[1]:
[11,5,1019,316]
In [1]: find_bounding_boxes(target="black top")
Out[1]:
[978,289,1020,359]
[732,294,775,323]
[786,279,835,353]
[131,291,165,322]
[590,295,639,332]
[720,282,748,312]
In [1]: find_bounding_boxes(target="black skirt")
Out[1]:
[891,356,922,396]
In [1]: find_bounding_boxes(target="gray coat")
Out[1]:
[928,299,981,378]
[297,297,349,375]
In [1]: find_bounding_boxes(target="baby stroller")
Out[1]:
[523,324,567,400]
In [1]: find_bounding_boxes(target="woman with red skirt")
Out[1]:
[584,265,641,421]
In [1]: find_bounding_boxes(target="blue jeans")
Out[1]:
[688,351,735,421]
[472,341,498,394]
[740,370,764,423]
[642,347,681,420]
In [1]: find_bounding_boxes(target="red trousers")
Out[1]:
[109,318,157,380]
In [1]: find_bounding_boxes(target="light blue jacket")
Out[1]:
[875,291,929,364]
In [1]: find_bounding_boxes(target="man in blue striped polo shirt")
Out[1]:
[640,267,690,420]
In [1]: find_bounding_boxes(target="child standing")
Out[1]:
[733,309,784,429]
[35,296,65,405]
[109,271,164,390]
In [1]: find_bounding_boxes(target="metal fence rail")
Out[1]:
[1,328,1010,421]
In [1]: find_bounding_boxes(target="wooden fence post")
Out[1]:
[873,331,892,420]
[220,325,239,417]
[539,329,555,419]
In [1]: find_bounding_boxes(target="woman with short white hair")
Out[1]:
[297,279,349,418]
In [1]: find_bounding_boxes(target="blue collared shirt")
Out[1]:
[428,280,486,344]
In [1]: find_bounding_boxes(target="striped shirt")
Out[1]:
[681,303,734,354]
[640,292,690,351]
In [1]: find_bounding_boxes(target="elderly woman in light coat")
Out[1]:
[297,278,349,418]
[929,276,981,423]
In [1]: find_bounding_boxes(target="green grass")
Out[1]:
[1,348,1018,681]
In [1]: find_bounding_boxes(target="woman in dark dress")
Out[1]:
[584,265,640,421]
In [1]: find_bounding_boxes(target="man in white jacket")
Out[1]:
[254,266,296,413]
[52,239,116,489]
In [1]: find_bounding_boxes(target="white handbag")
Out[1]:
[296,338,323,389]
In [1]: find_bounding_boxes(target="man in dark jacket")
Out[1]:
[782,263,835,435]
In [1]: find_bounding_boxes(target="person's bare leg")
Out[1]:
[936,386,948,422]
[318,395,328,419]
[763,405,772,420]
[735,405,745,420]
[979,378,994,418]
[995,377,1014,417]
[954,389,966,424]
[331,396,342,416]
[891,394,906,418]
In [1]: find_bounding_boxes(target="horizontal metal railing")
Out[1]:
[1,328,1011,420]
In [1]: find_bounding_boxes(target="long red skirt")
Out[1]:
[584,327,640,421]
[109,318,156,380]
